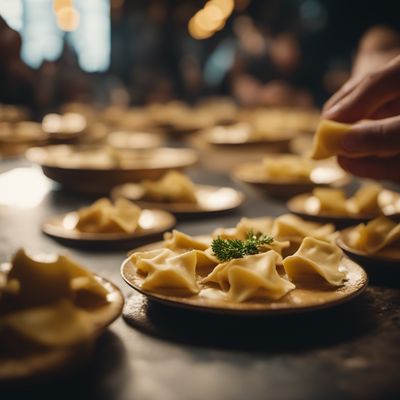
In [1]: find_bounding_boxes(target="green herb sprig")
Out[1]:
[211,231,274,262]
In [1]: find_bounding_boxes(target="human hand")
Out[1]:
[337,116,400,182]
[322,53,400,182]
[322,54,400,122]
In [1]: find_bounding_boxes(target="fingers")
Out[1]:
[338,155,400,182]
[323,54,400,122]
[322,76,363,114]
[340,115,400,156]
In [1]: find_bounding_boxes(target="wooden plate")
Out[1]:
[232,161,350,199]
[26,145,198,194]
[111,184,245,215]
[42,209,176,249]
[0,264,124,384]
[287,190,400,226]
[337,227,400,268]
[121,238,368,316]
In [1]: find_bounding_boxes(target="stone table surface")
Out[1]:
[0,156,399,400]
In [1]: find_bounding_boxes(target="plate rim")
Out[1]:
[26,145,199,171]
[41,209,176,243]
[111,183,245,214]
[232,161,350,188]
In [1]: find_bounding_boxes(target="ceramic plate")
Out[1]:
[287,190,400,226]
[26,145,198,194]
[111,184,245,215]
[0,264,124,383]
[232,161,350,199]
[121,237,368,315]
[42,209,176,248]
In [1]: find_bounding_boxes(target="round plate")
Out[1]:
[232,161,350,199]
[26,145,198,194]
[202,124,295,147]
[121,238,368,316]
[337,227,400,268]
[106,131,165,150]
[287,190,400,226]
[111,184,245,215]
[42,209,176,249]
[0,266,124,383]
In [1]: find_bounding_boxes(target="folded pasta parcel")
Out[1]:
[311,120,352,160]
[282,237,346,286]
[1,249,110,348]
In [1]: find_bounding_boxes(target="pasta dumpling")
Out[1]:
[131,248,199,294]
[141,171,197,203]
[311,120,352,160]
[202,251,295,302]
[212,217,289,255]
[348,217,400,254]
[346,184,381,215]
[163,230,209,251]
[312,188,348,214]
[7,249,108,308]
[75,197,141,234]
[273,214,336,242]
[263,155,313,181]
[282,237,345,286]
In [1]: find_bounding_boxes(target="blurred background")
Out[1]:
[1,0,399,116]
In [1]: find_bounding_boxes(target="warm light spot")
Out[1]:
[139,210,157,229]
[56,6,80,32]
[53,0,73,13]
[188,0,233,40]
[0,168,51,209]
[209,0,234,18]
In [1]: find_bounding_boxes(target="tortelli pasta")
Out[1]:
[201,251,295,302]
[311,120,352,160]
[348,217,400,254]
[282,237,345,286]
[128,219,347,303]
[75,197,141,234]
[1,250,109,347]
[140,171,197,203]
[310,184,382,216]
[263,155,314,181]
[132,248,199,294]
[272,214,336,242]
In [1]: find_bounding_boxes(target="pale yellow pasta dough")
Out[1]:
[7,249,108,307]
[212,217,289,255]
[282,237,345,286]
[141,171,197,203]
[202,251,294,302]
[349,217,400,254]
[163,230,209,251]
[2,300,93,347]
[346,184,382,215]
[312,188,348,214]
[273,214,336,242]
[311,120,352,160]
[263,155,313,181]
[132,248,199,293]
[75,197,141,234]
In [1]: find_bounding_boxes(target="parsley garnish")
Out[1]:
[211,231,274,262]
